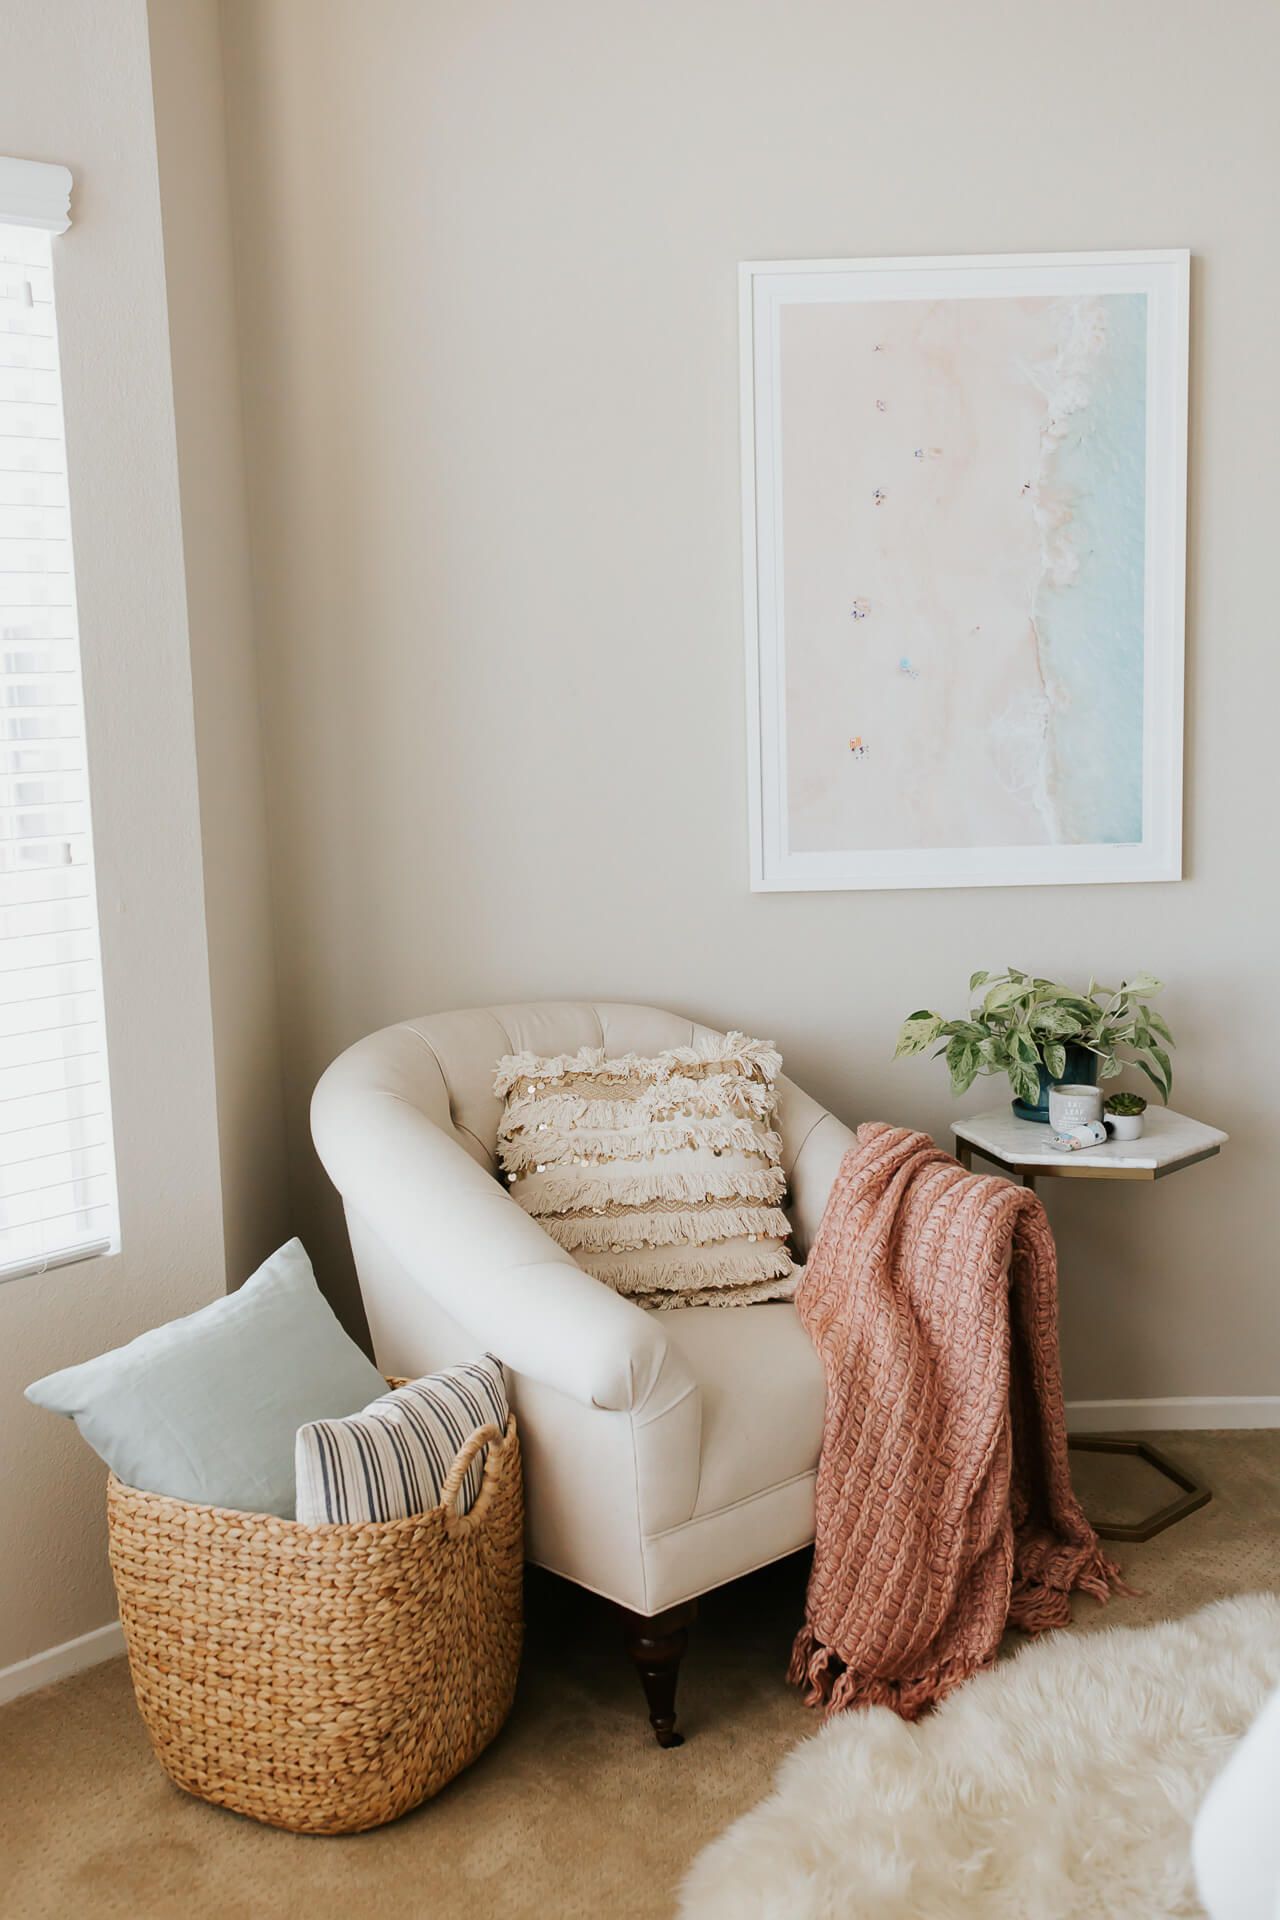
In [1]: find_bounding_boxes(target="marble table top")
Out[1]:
[950,1104,1228,1178]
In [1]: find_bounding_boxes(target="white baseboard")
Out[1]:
[1067,1397,1280,1433]
[0,1620,124,1707]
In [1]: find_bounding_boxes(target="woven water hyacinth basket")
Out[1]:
[106,1409,522,1835]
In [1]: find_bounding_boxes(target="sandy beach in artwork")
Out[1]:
[779,293,1146,854]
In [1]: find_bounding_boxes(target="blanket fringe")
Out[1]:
[788,1624,995,1723]
[789,1547,1133,1726]
[1010,1544,1133,1634]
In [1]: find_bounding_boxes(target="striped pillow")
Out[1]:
[294,1355,508,1525]
[493,1031,795,1309]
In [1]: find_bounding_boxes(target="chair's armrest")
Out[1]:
[785,1102,861,1261]
[312,1063,691,1417]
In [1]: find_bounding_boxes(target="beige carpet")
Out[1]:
[2,1431,1277,1920]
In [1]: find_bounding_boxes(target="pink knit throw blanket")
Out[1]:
[789,1123,1124,1721]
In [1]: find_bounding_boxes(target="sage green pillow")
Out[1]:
[25,1238,384,1518]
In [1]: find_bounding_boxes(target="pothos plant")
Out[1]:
[895,969,1176,1108]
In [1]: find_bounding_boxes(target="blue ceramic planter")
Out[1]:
[1012,1043,1099,1123]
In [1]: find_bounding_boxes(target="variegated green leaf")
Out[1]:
[894,1012,942,1059]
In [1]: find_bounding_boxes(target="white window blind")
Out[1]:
[1,166,119,1284]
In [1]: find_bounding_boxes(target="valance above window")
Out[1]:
[0,157,72,234]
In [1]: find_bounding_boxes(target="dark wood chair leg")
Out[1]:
[619,1600,697,1748]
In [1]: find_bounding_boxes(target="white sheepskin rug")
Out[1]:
[680,1594,1280,1920]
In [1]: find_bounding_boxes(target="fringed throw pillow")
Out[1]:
[493,1032,794,1310]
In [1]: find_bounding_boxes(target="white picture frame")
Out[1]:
[740,250,1189,892]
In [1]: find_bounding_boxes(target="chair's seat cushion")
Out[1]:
[655,1298,825,1519]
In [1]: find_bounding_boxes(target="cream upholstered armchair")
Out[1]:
[311,1002,855,1746]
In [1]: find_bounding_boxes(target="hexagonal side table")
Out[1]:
[951,1105,1228,1542]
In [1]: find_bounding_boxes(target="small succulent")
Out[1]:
[1104,1092,1148,1116]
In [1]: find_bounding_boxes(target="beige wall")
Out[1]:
[0,0,229,1672]
[1,0,288,1679]
[217,0,1278,1405]
[148,0,289,1286]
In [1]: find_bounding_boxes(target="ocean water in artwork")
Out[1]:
[780,292,1149,854]
[1035,294,1147,844]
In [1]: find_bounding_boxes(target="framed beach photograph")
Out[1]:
[740,250,1189,891]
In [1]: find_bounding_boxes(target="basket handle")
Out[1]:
[439,1422,504,1518]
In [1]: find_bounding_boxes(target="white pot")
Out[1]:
[1106,1111,1146,1140]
